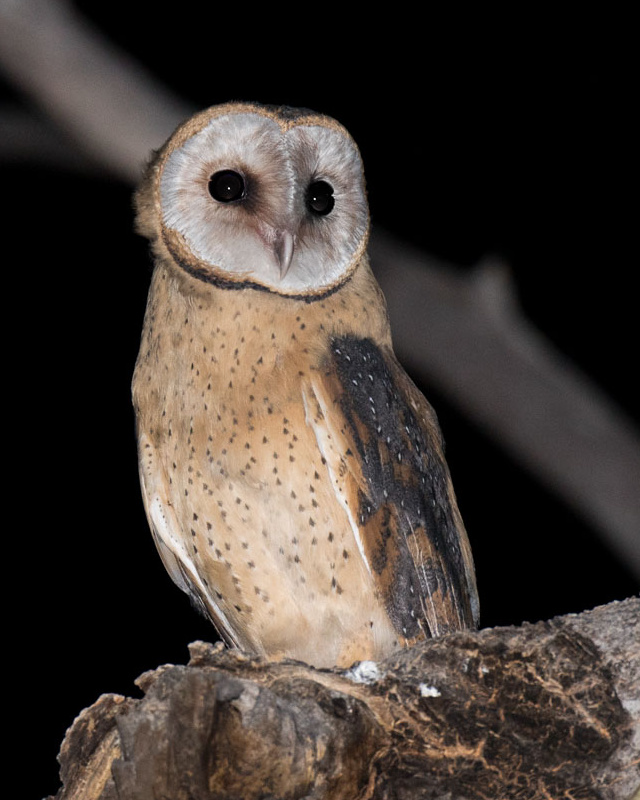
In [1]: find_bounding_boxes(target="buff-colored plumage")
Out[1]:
[132,102,479,668]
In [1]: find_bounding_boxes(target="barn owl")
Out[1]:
[132,101,479,669]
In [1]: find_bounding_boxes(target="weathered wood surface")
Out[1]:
[49,598,639,800]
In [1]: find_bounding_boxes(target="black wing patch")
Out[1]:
[328,335,478,639]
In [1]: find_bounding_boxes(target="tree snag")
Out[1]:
[50,598,639,800]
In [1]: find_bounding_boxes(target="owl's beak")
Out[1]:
[274,230,295,280]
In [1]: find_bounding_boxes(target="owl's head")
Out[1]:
[136,102,370,298]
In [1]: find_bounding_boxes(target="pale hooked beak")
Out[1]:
[273,230,295,280]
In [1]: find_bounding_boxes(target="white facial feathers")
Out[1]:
[157,108,369,295]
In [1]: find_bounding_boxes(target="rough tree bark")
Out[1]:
[50,598,639,800]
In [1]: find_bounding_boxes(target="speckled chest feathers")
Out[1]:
[132,102,478,668]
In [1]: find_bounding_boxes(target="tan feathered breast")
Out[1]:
[133,252,478,668]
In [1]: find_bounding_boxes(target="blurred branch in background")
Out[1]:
[1,0,639,580]
[0,0,190,180]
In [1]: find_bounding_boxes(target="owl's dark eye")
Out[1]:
[208,170,246,203]
[306,180,335,216]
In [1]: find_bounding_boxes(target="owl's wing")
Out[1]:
[136,430,242,648]
[303,335,479,643]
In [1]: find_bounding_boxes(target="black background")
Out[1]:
[4,7,637,798]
